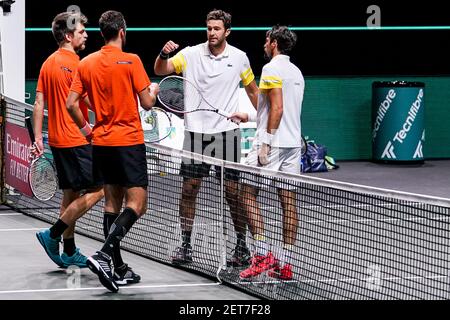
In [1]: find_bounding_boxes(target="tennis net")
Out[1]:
[1,94,450,300]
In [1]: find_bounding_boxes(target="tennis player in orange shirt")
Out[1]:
[33,11,104,269]
[67,10,159,293]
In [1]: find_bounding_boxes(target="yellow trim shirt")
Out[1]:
[255,54,304,148]
[170,41,255,134]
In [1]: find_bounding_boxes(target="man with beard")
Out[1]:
[229,25,304,281]
[154,9,259,268]
[67,10,159,292]
[33,11,104,269]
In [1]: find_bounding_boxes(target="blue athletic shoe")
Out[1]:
[61,248,88,268]
[36,229,65,268]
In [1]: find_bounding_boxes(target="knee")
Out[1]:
[182,181,201,199]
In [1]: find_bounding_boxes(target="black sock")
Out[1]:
[63,237,76,256]
[49,219,69,239]
[182,230,192,246]
[101,208,138,258]
[237,232,246,248]
[114,263,128,276]
[103,212,124,268]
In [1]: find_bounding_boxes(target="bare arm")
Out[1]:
[257,88,282,166]
[83,95,92,110]
[154,41,179,75]
[31,92,45,156]
[244,79,259,109]
[66,91,87,129]
[138,82,160,110]
[266,88,283,135]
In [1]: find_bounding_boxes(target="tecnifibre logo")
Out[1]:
[393,89,424,144]
[373,89,396,140]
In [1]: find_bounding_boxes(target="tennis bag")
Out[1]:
[301,142,339,173]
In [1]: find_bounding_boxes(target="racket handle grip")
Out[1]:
[25,117,36,143]
[216,110,241,124]
[216,109,232,118]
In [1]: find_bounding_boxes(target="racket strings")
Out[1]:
[142,108,173,143]
[158,77,202,113]
[29,158,57,200]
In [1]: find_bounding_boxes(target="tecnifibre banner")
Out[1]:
[372,82,425,162]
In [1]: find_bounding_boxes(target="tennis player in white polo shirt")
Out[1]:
[154,9,259,268]
[230,25,304,281]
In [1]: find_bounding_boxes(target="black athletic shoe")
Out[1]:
[171,243,193,265]
[227,244,251,268]
[114,264,141,285]
[87,251,119,293]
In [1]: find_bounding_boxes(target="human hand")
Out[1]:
[228,112,247,124]
[257,143,271,166]
[161,41,179,55]
[30,139,44,159]
[149,82,160,96]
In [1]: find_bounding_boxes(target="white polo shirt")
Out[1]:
[254,54,304,148]
[170,42,255,134]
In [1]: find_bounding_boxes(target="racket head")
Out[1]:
[301,135,308,157]
[28,156,58,201]
[141,107,174,143]
[157,76,202,114]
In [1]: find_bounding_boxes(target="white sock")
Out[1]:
[282,244,293,267]
[254,234,268,256]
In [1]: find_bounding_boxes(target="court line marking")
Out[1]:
[0,213,23,216]
[0,228,43,232]
[0,282,221,295]
[235,274,449,286]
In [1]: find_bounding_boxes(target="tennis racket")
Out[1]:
[301,135,308,157]
[141,107,174,143]
[157,75,232,118]
[25,117,58,201]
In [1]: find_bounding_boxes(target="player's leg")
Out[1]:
[36,146,98,268]
[269,147,301,280]
[268,188,297,280]
[239,146,281,279]
[86,144,147,291]
[102,185,125,269]
[239,183,279,279]
[103,185,145,285]
[173,131,208,264]
[219,129,251,267]
[172,177,202,264]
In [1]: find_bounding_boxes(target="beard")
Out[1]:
[75,42,86,53]
[264,51,272,61]
[209,36,224,48]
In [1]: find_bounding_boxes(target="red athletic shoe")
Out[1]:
[239,252,278,279]
[268,263,293,280]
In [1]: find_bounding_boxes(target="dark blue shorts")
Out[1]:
[180,129,241,181]
[51,144,102,191]
[93,144,148,188]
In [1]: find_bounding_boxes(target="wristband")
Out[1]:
[247,112,257,122]
[260,131,274,145]
[80,122,92,137]
[159,50,169,60]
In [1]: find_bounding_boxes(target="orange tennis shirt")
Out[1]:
[70,45,151,146]
[36,48,89,148]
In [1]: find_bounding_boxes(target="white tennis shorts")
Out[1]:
[241,145,301,189]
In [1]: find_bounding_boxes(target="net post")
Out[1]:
[216,159,226,283]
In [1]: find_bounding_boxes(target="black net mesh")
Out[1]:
[1,95,450,300]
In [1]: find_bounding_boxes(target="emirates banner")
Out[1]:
[4,122,33,197]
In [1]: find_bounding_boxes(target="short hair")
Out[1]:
[206,9,232,29]
[99,10,127,42]
[52,12,87,45]
[266,25,297,55]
